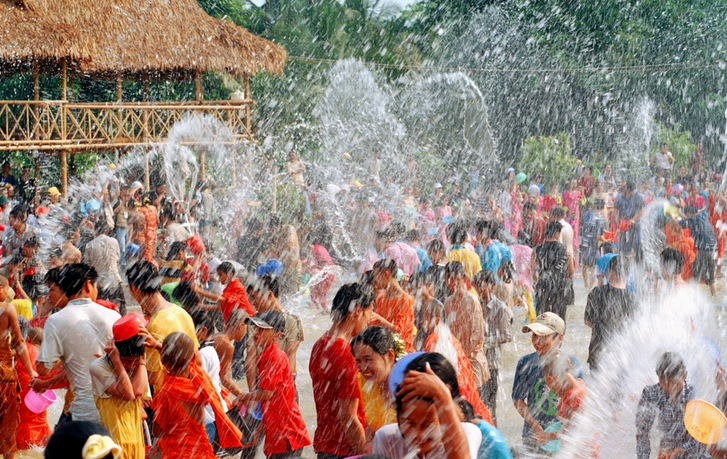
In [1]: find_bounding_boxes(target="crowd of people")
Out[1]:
[0,142,724,459]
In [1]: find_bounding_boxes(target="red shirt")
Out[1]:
[220,278,254,322]
[257,342,310,455]
[558,379,586,420]
[310,335,366,456]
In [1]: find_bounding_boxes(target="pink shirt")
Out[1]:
[385,241,421,276]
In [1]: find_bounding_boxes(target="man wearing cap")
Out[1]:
[236,310,310,459]
[512,312,581,454]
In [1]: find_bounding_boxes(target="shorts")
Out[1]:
[693,250,716,285]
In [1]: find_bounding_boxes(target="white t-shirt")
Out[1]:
[37,298,120,422]
[654,151,672,170]
[373,422,482,459]
[559,219,574,258]
[89,356,116,398]
[200,344,226,424]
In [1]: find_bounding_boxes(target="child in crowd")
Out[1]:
[153,332,242,459]
[235,310,310,459]
[371,259,416,353]
[16,327,52,451]
[351,326,398,438]
[196,261,254,325]
[89,313,150,459]
[542,351,587,427]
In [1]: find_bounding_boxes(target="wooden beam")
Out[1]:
[194,70,203,102]
[199,150,206,182]
[116,72,123,101]
[61,58,67,101]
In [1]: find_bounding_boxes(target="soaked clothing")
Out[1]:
[0,341,19,456]
[444,291,489,386]
[221,278,254,322]
[446,245,482,280]
[16,341,51,450]
[534,240,570,319]
[138,204,159,264]
[636,382,710,459]
[584,284,636,369]
[374,292,415,353]
[357,373,396,434]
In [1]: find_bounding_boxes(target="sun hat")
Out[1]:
[246,310,286,333]
[522,312,565,336]
[47,187,61,196]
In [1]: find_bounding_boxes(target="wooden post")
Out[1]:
[199,150,206,182]
[61,58,67,100]
[194,70,203,102]
[60,150,67,197]
[32,61,39,101]
[116,72,123,101]
[244,74,251,135]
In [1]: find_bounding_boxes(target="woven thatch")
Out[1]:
[0,0,286,76]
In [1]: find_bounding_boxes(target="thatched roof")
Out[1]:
[0,0,286,76]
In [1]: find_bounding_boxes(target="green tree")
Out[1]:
[518,133,576,186]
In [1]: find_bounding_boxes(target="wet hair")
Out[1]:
[48,246,63,260]
[594,198,605,209]
[601,242,614,255]
[45,421,116,459]
[9,204,27,221]
[171,282,200,311]
[425,238,445,254]
[523,202,536,211]
[473,269,496,287]
[351,326,395,355]
[544,221,563,238]
[542,351,571,380]
[404,229,419,243]
[656,352,687,380]
[607,255,623,277]
[22,275,48,300]
[444,261,465,279]
[246,218,262,234]
[498,260,514,283]
[373,258,397,276]
[165,241,187,261]
[358,270,375,287]
[375,229,390,241]
[459,399,476,422]
[217,261,235,276]
[57,263,98,297]
[660,248,684,276]
[420,297,445,321]
[9,253,23,266]
[125,261,161,295]
[625,182,636,193]
[684,204,697,216]
[550,207,566,220]
[190,309,215,338]
[395,353,461,415]
[115,335,146,358]
[252,274,280,298]
[445,221,467,245]
[23,236,39,248]
[161,332,195,375]
[390,222,407,239]
[44,267,63,286]
[331,282,375,322]
[227,309,249,330]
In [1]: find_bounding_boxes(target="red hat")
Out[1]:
[112,313,148,342]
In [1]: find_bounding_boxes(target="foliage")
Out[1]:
[518,133,577,186]
[652,123,696,172]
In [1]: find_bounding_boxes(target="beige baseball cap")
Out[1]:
[522,312,565,336]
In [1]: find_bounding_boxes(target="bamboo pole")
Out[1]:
[60,150,67,197]
[244,74,251,135]
[116,72,123,101]
[144,151,150,191]
[61,58,67,100]
[32,61,39,101]
[194,70,203,102]
[199,150,206,182]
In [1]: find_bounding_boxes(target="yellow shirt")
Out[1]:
[446,247,482,280]
[11,299,33,320]
[146,306,199,390]
[357,373,396,433]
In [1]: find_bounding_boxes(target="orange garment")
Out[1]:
[423,331,493,425]
[708,193,727,261]
[374,291,415,353]
[0,341,18,457]
[16,341,50,450]
[154,364,242,458]
[558,379,586,421]
[139,205,159,265]
[664,224,696,280]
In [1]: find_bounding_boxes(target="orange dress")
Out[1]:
[374,292,415,353]
[708,193,726,261]
[153,364,242,459]
[16,342,51,450]
[138,205,159,265]
[664,224,696,280]
[423,331,493,425]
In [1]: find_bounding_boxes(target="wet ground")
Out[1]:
[19,273,727,458]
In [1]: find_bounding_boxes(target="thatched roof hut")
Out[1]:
[0,0,286,77]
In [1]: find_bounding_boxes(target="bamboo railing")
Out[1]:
[0,100,254,151]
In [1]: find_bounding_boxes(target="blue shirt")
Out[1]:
[597,253,617,279]
[475,420,511,459]
[477,240,510,278]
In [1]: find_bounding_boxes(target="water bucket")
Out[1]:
[684,399,727,444]
[540,421,562,452]
[603,231,615,242]
[24,389,57,414]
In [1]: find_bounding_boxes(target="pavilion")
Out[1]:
[0,0,286,193]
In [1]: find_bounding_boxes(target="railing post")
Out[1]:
[61,101,67,143]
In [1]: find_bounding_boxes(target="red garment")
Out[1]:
[16,342,50,450]
[181,258,209,285]
[28,315,48,329]
[664,224,696,280]
[541,194,561,214]
[708,193,726,261]
[95,299,119,312]
[257,342,310,456]
[309,245,336,309]
[154,364,242,458]
[373,292,415,353]
[423,331,494,425]
[310,335,366,456]
[139,205,159,265]
[220,278,254,322]
[558,380,586,420]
